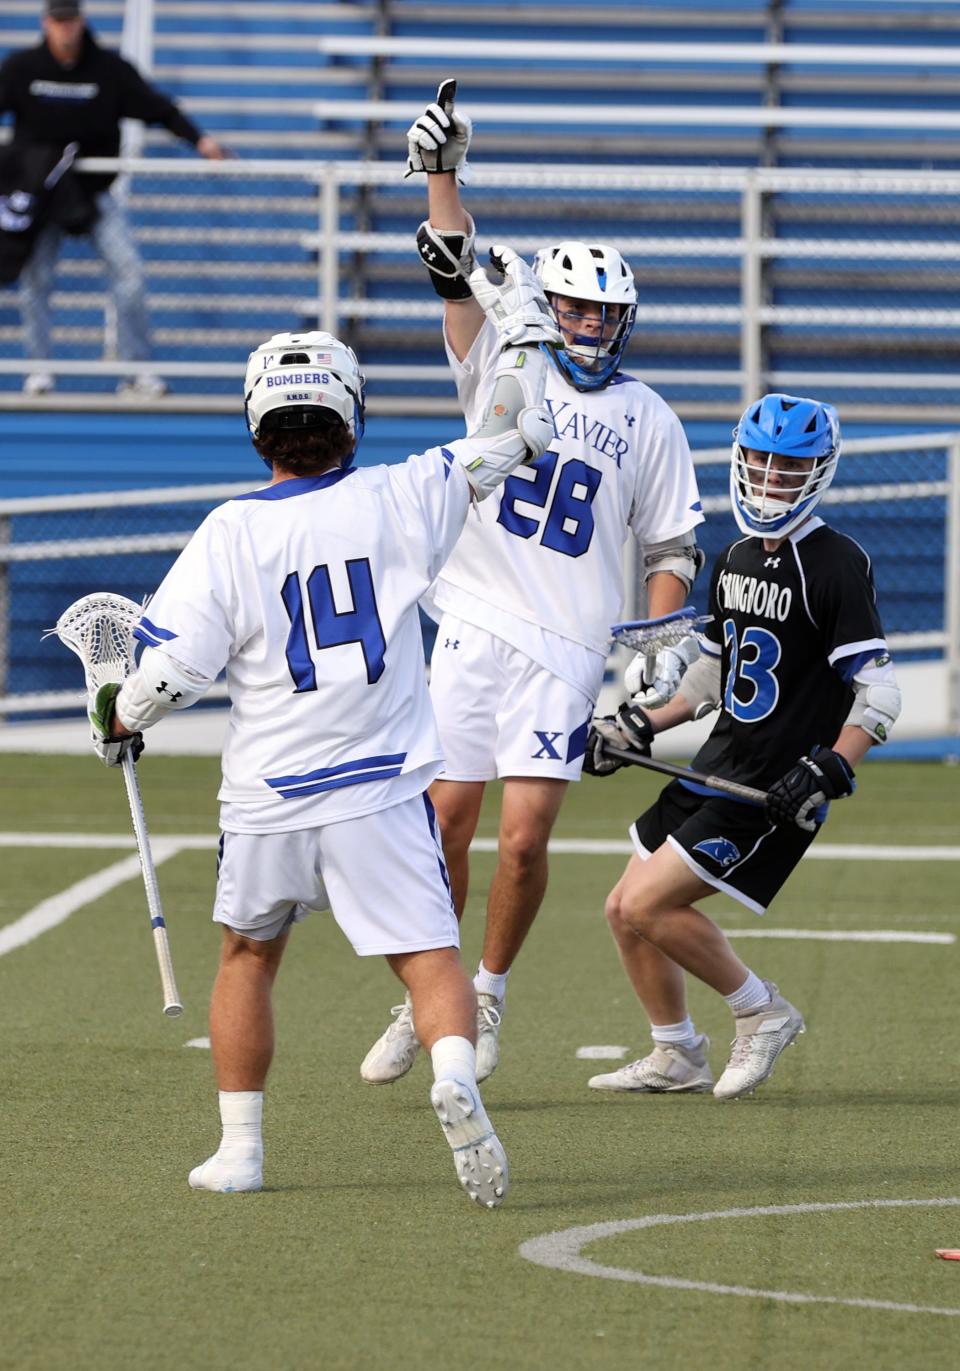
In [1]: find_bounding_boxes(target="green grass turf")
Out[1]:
[1,755,959,1371]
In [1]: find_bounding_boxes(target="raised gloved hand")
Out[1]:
[765,746,854,832]
[405,79,472,180]
[625,634,700,709]
[468,246,562,351]
[583,702,655,777]
[89,681,144,768]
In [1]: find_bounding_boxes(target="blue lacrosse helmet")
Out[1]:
[730,393,841,538]
[533,241,637,391]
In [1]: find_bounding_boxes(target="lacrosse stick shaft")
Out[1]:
[121,752,183,1017]
[604,744,768,806]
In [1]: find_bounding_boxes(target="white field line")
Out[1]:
[0,839,184,957]
[723,928,954,944]
[2,833,960,861]
[519,1198,960,1317]
[0,835,955,957]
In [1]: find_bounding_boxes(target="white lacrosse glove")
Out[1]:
[468,246,562,350]
[89,681,144,767]
[625,634,700,710]
[406,83,472,181]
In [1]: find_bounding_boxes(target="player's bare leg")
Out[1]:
[590,846,803,1097]
[190,926,289,1193]
[359,780,483,1086]
[469,776,568,1079]
[390,946,508,1208]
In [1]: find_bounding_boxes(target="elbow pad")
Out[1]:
[457,341,553,498]
[676,650,722,719]
[845,656,901,744]
[115,646,213,731]
[416,214,477,301]
[643,534,704,593]
[454,411,553,501]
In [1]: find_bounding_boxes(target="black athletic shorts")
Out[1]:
[630,780,817,915]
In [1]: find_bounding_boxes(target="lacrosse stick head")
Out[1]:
[46,592,142,692]
[610,608,711,656]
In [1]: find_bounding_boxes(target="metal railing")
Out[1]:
[1,158,959,423]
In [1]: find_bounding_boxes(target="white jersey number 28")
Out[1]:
[496,452,602,559]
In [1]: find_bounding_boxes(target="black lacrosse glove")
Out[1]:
[89,681,144,768]
[616,702,654,757]
[583,703,654,777]
[765,746,854,833]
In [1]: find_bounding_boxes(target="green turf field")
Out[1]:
[2,754,959,1371]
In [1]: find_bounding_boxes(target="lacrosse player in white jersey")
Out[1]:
[360,81,705,1087]
[88,248,562,1208]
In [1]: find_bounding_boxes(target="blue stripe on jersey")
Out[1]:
[690,500,703,512]
[439,447,454,481]
[265,752,407,789]
[833,648,881,684]
[272,766,404,799]
[232,470,356,502]
[136,615,178,643]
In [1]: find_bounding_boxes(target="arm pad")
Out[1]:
[416,214,477,301]
[115,647,213,731]
[845,655,901,744]
[642,533,704,593]
[456,340,554,498]
[676,650,722,719]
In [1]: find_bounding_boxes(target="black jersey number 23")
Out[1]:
[723,619,782,723]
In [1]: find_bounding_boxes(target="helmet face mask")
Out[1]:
[244,331,366,468]
[533,241,637,391]
[730,393,841,539]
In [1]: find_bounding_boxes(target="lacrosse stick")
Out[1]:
[611,606,711,681]
[600,741,768,806]
[47,592,183,1017]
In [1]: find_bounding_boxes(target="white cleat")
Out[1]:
[188,1150,262,1193]
[430,1077,508,1209]
[588,1036,713,1093]
[475,992,504,1083]
[360,994,420,1084]
[713,982,805,1100]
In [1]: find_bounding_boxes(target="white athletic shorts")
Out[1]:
[429,617,595,781]
[213,791,459,954]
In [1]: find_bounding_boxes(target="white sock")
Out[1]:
[650,1017,699,1049]
[725,971,771,1017]
[430,1035,477,1089]
[218,1089,263,1154]
[474,962,508,1000]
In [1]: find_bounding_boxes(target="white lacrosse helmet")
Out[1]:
[533,241,637,390]
[244,331,366,466]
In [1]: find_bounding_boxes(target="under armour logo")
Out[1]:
[624,415,635,427]
[423,247,437,262]
[444,638,460,650]
[532,730,563,760]
[155,681,182,702]
[763,556,781,569]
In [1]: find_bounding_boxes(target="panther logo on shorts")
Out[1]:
[692,837,741,869]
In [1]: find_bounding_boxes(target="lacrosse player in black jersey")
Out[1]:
[583,393,901,1100]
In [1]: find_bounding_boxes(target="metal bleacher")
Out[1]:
[0,0,958,424]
